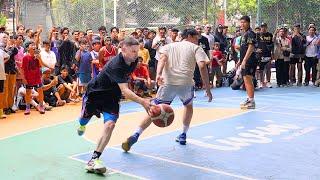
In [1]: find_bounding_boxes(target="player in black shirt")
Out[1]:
[237,16,257,109]
[256,23,274,88]
[76,38,151,174]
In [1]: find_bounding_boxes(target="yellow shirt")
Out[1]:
[138,48,150,65]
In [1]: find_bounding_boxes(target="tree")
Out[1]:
[0,14,7,27]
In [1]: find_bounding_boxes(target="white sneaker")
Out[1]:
[257,81,263,89]
[240,99,256,109]
[266,82,272,88]
[85,159,107,174]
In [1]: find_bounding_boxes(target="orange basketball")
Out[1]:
[150,104,175,128]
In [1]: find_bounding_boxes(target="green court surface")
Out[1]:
[0,121,136,180]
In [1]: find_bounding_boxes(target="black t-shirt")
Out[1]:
[256,32,273,57]
[57,75,74,86]
[214,33,228,53]
[144,39,156,66]
[43,78,57,96]
[240,29,257,64]
[5,47,18,74]
[291,34,306,55]
[57,39,76,68]
[198,36,210,56]
[86,53,138,99]
[111,38,120,47]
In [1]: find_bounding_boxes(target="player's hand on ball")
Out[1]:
[141,99,152,115]
[206,89,213,102]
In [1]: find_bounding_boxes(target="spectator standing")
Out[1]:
[21,41,47,115]
[3,34,19,115]
[256,23,274,88]
[0,40,9,118]
[274,28,291,87]
[138,39,150,66]
[152,27,172,70]
[304,26,319,86]
[99,36,117,71]
[290,24,306,86]
[202,24,215,49]
[75,39,92,94]
[110,27,120,47]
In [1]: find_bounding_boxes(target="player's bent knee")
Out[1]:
[104,121,116,131]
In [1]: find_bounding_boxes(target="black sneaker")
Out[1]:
[4,109,11,115]
[9,108,16,113]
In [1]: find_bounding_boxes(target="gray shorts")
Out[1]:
[153,85,194,106]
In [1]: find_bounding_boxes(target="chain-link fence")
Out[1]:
[259,0,320,32]
[16,0,320,34]
[50,0,221,31]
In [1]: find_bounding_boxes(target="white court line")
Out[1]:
[256,110,320,118]
[1,92,313,141]
[194,91,320,103]
[70,106,269,179]
[271,105,320,111]
[282,127,318,140]
[68,155,148,180]
[109,147,257,180]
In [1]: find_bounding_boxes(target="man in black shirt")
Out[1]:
[256,23,274,88]
[290,24,306,86]
[76,38,151,174]
[56,65,77,102]
[194,25,210,89]
[237,16,257,109]
[4,36,18,114]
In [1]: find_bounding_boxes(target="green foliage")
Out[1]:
[227,0,257,18]
[0,14,7,27]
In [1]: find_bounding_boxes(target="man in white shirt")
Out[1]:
[122,28,213,151]
[304,26,319,86]
[152,27,172,68]
[40,40,57,72]
[202,24,215,49]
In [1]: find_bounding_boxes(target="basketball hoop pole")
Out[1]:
[102,0,106,27]
[113,0,117,27]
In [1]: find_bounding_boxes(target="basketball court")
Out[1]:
[1,87,320,179]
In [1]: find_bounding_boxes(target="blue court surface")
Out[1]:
[71,87,320,180]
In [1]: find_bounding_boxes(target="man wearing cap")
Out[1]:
[256,23,274,88]
[290,24,306,86]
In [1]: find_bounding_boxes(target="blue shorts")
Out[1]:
[78,73,91,86]
[80,93,119,122]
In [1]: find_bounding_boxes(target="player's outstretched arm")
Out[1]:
[118,83,151,113]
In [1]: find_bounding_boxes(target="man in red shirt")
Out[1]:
[131,57,153,97]
[98,36,117,70]
[22,41,48,115]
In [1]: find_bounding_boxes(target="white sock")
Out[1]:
[183,125,189,134]
[134,127,143,135]
[248,98,254,102]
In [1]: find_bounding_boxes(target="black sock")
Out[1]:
[91,151,102,160]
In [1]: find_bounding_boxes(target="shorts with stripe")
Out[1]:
[153,85,194,106]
